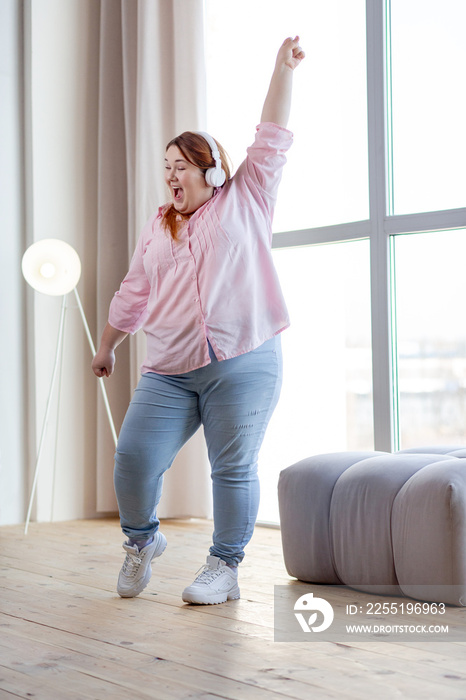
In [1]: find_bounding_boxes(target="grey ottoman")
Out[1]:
[278,446,466,606]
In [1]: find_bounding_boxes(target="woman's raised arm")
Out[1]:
[261,36,305,128]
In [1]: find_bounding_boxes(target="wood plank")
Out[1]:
[0,584,462,697]
[0,634,300,700]
[2,518,466,699]
[1,598,339,700]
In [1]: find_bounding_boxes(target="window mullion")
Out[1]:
[367,0,397,452]
[272,219,371,249]
[385,208,466,236]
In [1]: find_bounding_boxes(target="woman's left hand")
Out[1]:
[261,35,305,127]
[277,36,306,71]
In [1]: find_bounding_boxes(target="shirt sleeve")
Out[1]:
[234,122,293,214]
[108,216,154,335]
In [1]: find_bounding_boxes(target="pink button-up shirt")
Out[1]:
[108,121,292,375]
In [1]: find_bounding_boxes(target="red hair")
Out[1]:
[162,132,231,241]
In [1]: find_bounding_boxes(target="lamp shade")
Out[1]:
[22,239,81,296]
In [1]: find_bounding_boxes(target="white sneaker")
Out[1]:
[182,555,240,605]
[117,531,167,598]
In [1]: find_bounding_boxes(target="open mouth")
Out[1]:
[173,186,183,201]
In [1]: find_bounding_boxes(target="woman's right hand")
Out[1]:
[91,322,129,377]
[92,347,116,377]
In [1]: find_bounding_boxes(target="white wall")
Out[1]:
[0,0,27,525]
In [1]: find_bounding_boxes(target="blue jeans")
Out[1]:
[114,336,282,566]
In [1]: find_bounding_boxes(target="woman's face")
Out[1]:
[165,145,214,215]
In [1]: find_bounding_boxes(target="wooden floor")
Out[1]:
[1,519,466,700]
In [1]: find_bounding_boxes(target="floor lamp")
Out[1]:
[21,238,117,534]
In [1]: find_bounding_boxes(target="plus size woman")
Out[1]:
[92,36,305,604]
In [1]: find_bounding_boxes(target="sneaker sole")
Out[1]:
[117,532,167,598]
[182,586,240,605]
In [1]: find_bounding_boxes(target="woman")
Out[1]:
[92,36,305,604]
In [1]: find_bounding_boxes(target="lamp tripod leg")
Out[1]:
[73,287,118,447]
[24,295,68,535]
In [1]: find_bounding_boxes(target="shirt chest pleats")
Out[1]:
[145,205,234,282]
[142,222,202,319]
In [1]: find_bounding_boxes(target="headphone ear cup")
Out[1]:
[197,131,226,187]
[205,166,226,188]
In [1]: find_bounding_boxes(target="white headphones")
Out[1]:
[197,131,226,187]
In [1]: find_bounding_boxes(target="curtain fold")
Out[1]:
[96,0,133,512]
[96,0,212,519]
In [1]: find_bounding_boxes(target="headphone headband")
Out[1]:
[197,131,226,187]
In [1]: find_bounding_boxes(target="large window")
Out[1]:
[204,0,466,523]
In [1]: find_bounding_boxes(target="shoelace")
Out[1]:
[121,550,142,578]
[194,565,225,584]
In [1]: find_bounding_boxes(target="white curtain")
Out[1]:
[96,0,212,518]
[0,0,212,526]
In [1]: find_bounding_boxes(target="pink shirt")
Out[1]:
[108,122,292,375]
